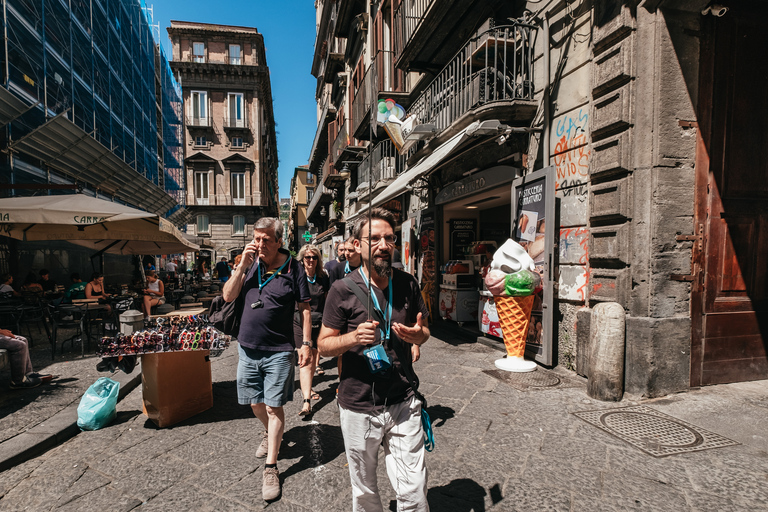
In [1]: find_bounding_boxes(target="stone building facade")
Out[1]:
[314,0,767,397]
[288,165,317,252]
[168,21,279,261]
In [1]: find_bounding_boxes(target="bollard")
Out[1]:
[587,302,626,401]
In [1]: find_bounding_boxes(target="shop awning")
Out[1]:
[7,109,178,217]
[346,126,476,224]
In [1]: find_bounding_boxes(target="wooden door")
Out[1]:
[692,1,768,386]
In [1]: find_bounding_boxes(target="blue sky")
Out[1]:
[151,1,318,200]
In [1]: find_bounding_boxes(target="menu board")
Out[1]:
[418,211,436,321]
[449,219,477,259]
[511,166,555,366]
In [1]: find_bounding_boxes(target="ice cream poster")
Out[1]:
[510,167,556,366]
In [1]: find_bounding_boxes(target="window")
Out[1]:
[306,171,313,184]
[231,172,245,205]
[191,91,207,125]
[194,172,209,205]
[229,44,241,65]
[306,189,313,203]
[233,215,245,235]
[197,214,210,234]
[194,135,207,147]
[227,93,244,128]
[193,42,205,63]
[231,136,243,148]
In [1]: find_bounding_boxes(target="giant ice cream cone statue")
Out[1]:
[485,240,540,372]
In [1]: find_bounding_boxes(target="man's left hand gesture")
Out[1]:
[393,312,429,346]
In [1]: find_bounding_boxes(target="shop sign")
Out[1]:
[511,166,556,366]
[435,165,520,205]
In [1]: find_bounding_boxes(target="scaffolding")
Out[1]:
[2,0,184,211]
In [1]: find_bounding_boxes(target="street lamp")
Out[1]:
[319,206,327,217]
[339,162,351,180]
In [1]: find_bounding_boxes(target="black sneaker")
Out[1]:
[9,375,42,390]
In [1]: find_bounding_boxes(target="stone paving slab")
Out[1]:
[0,330,767,511]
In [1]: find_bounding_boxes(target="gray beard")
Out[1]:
[372,258,392,278]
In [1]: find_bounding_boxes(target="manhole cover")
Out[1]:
[483,369,560,390]
[573,405,739,457]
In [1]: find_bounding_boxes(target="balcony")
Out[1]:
[185,115,213,129]
[406,24,537,136]
[223,115,248,130]
[330,120,364,166]
[355,139,412,201]
[350,50,408,142]
[394,0,503,73]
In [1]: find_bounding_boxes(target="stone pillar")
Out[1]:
[587,302,625,401]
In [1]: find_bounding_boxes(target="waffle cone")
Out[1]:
[493,295,534,357]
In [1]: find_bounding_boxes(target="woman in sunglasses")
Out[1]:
[294,244,330,416]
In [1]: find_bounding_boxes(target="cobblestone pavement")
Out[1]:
[1,331,767,511]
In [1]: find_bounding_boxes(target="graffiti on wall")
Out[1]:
[553,109,590,193]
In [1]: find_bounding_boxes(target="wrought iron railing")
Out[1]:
[351,51,405,139]
[355,139,416,192]
[330,120,350,165]
[223,115,248,129]
[406,24,535,133]
[393,0,434,61]
[185,115,211,128]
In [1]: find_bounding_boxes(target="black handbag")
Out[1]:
[208,294,244,336]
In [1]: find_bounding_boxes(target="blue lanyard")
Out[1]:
[344,261,351,274]
[358,268,392,342]
[257,256,290,290]
[307,274,316,284]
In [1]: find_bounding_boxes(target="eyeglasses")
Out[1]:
[304,255,318,261]
[362,235,397,246]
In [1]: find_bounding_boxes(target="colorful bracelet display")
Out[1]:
[97,315,231,357]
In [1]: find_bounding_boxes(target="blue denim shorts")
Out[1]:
[237,344,295,407]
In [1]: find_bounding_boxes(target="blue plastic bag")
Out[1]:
[77,377,119,431]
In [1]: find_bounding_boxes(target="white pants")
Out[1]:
[339,396,429,512]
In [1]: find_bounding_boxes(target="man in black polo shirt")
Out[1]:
[327,236,362,285]
[319,208,430,511]
[223,217,312,501]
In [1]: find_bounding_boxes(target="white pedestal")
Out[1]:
[495,356,537,373]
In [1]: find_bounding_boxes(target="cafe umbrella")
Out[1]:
[0,194,197,253]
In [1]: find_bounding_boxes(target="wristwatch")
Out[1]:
[302,341,312,347]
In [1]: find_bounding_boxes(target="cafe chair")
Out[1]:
[47,304,86,360]
[18,291,51,346]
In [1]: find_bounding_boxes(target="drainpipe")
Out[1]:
[542,13,551,167]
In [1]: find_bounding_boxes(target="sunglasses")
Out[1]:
[304,255,318,261]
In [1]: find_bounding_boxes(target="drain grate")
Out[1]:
[483,369,561,390]
[573,405,739,457]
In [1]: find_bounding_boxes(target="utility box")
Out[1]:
[119,310,144,335]
[141,350,213,428]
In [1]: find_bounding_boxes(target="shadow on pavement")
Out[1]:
[387,478,497,511]
[425,404,455,428]
[279,423,346,481]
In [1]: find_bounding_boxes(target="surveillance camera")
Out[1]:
[497,135,507,145]
[702,4,729,16]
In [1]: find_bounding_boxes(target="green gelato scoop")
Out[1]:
[504,269,537,296]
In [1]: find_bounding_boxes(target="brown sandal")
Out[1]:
[299,399,311,416]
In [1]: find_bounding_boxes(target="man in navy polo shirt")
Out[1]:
[223,217,312,501]
[319,208,431,511]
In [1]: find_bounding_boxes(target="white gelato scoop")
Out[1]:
[490,239,535,273]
